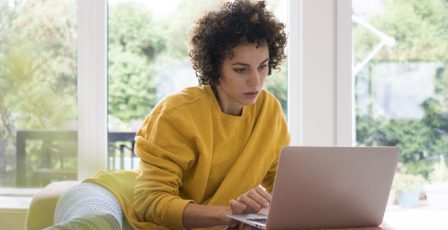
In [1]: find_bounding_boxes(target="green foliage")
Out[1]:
[355,0,448,179]
[354,0,448,62]
[0,0,77,136]
[108,2,165,125]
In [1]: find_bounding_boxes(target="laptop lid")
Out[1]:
[266,146,399,229]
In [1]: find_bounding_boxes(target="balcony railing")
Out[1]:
[14,130,137,187]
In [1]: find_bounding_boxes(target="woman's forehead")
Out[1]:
[226,42,269,63]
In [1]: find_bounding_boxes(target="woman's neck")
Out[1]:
[211,85,243,116]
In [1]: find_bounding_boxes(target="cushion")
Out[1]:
[25,181,80,230]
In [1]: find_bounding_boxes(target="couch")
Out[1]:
[25,181,80,230]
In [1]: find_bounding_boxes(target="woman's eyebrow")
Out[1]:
[231,62,250,67]
[259,58,270,65]
[231,58,270,66]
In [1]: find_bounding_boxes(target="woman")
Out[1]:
[49,1,289,229]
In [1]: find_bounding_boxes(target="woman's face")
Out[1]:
[215,42,269,115]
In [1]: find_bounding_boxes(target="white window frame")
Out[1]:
[288,0,352,146]
[336,0,353,146]
[78,0,108,179]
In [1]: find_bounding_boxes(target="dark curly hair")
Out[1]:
[189,0,287,86]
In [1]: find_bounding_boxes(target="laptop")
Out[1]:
[229,146,400,229]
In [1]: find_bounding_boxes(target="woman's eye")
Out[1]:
[258,64,268,70]
[234,68,246,73]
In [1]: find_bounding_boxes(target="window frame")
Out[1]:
[288,0,352,146]
[78,0,108,180]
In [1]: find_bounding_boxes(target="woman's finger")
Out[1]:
[237,195,263,213]
[229,199,247,214]
[255,185,272,202]
[246,189,270,208]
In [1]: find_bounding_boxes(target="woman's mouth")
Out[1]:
[243,92,259,98]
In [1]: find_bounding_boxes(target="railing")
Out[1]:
[15,130,137,187]
[107,131,137,171]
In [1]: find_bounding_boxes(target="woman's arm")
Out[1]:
[133,112,197,229]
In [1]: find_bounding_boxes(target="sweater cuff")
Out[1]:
[166,198,194,229]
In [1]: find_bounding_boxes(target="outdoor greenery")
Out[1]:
[0,0,78,186]
[354,0,448,178]
[108,2,164,124]
[0,0,77,137]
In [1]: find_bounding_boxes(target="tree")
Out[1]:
[108,2,166,128]
[0,0,77,136]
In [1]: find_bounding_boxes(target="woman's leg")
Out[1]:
[45,182,124,230]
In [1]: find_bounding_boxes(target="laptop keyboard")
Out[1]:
[248,218,267,224]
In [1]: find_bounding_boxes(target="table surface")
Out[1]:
[383,205,448,230]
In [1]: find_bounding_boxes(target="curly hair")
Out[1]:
[189,0,287,86]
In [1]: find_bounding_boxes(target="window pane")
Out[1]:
[353,0,448,208]
[0,0,78,190]
[107,0,288,171]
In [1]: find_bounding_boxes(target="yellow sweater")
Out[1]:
[86,85,290,230]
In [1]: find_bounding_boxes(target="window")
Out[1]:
[0,0,77,193]
[106,0,288,171]
[353,0,448,208]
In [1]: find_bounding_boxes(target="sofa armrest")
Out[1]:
[25,181,80,230]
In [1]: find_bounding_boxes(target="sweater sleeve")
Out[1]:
[133,111,195,230]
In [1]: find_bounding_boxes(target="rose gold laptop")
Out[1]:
[229,146,400,229]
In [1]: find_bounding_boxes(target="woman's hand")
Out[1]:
[228,185,271,214]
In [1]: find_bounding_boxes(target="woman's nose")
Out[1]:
[247,71,260,88]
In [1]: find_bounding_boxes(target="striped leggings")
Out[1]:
[45,183,132,230]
